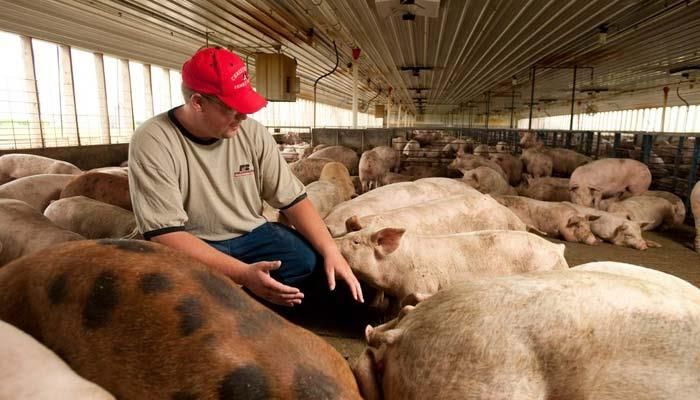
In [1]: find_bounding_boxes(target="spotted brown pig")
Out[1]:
[60,172,131,211]
[0,240,362,400]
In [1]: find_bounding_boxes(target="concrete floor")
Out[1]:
[289,226,700,362]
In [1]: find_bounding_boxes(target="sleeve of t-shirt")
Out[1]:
[256,123,306,209]
[128,126,188,239]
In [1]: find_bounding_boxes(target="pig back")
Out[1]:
[308,146,359,175]
[0,174,76,211]
[570,158,651,195]
[324,179,473,236]
[367,268,700,400]
[60,172,132,211]
[0,240,361,400]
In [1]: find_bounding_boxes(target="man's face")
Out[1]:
[200,94,248,139]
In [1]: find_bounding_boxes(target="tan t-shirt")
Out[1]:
[128,108,305,241]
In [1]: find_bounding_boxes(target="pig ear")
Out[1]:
[566,215,584,227]
[345,215,363,232]
[371,227,406,256]
[587,215,601,221]
[569,184,578,192]
[456,149,465,157]
[368,328,403,347]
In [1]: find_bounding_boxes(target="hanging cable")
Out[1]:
[313,40,339,128]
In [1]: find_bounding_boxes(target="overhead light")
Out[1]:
[597,24,608,45]
[511,76,518,86]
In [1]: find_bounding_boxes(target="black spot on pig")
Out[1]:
[140,273,173,294]
[83,271,119,329]
[175,296,204,336]
[48,272,68,305]
[293,365,341,399]
[237,308,282,338]
[96,239,155,253]
[194,270,246,311]
[172,391,198,400]
[218,365,271,400]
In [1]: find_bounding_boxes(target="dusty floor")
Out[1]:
[288,226,700,361]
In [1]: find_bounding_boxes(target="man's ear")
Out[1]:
[190,93,205,111]
[371,228,406,257]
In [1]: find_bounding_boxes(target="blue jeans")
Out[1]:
[205,222,320,287]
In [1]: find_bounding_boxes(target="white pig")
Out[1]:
[336,228,568,302]
[566,202,659,250]
[0,320,115,399]
[345,192,526,234]
[461,167,517,196]
[358,146,400,192]
[0,174,76,211]
[43,196,140,239]
[569,158,651,209]
[496,195,599,245]
[354,264,700,400]
[324,178,475,237]
[517,176,570,202]
[0,199,84,266]
[0,153,81,184]
[607,195,678,231]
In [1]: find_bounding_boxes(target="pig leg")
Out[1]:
[353,348,383,400]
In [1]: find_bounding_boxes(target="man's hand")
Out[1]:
[323,250,364,303]
[240,261,304,307]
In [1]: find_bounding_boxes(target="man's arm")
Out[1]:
[151,231,304,306]
[281,197,364,303]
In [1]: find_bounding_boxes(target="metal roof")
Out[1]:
[1,0,699,120]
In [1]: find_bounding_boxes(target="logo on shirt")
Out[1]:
[233,164,254,178]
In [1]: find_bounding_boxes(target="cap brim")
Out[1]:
[220,87,268,114]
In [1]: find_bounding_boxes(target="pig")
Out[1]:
[0,320,115,399]
[693,181,700,252]
[517,176,571,202]
[412,130,442,145]
[288,157,335,184]
[448,153,507,180]
[607,195,677,231]
[494,141,509,153]
[345,192,526,235]
[119,160,129,167]
[545,148,592,176]
[401,140,421,157]
[566,202,659,250]
[441,139,468,157]
[0,173,76,211]
[335,228,567,302]
[0,153,82,184]
[472,144,490,158]
[305,162,356,219]
[324,178,476,237]
[644,190,686,226]
[312,143,329,153]
[0,240,362,400]
[44,196,140,240]
[520,148,553,178]
[307,145,359,175]
[60,171,132,211]
[490,153,523,186]
[496,195,600,245]
[358,146,400,193]
[355,264,700,400]
[569,158,652,209]
[0,199,84,266]
[461,167,517,196]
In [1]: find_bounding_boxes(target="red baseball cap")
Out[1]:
[182,47,267,114]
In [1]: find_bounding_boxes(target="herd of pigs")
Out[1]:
[1,128,700,399]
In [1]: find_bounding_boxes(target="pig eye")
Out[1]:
[352,239,361,245]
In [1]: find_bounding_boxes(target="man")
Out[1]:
[128,46,363,307]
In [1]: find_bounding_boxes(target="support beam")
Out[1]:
[94,52,110,144]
